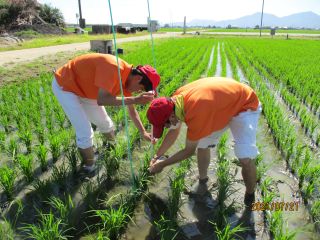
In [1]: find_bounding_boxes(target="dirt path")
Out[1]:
[0,32,179,66]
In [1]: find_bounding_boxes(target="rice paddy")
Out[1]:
[0,36,319,239]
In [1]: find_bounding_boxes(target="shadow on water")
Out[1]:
[140,190,258,240]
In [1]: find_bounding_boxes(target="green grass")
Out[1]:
[158,27,203,32]
[204,28,320,34]
[0,32,148,52]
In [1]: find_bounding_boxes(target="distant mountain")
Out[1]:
[170,12,320,28]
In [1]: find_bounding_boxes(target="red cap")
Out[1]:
[147,97,174,138]
[137,65,160,91]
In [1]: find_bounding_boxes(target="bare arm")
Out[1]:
[97,88,154,106]
[127,104,145,134]
[149,138,198,173]
[155,123,182,157]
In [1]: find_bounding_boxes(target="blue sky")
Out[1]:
[38,0,320,25]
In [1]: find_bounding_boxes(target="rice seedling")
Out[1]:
[6,139,19,159]
[0,114,10,133]
[35,144,49,171]
[16,154,34,183]
[302,181,315,203]
[55,108,66,129]
[291,144,305,173]
[167,174,185,220]
[32,179,52,200]
[18,128,33,153]
[47,195,74,227]
[48,133,62,163]
[298,148,312,188]
[311,200,320,222]
[0,130,6,150]
[0,219,15,240]
[260,177,276,204]
[51,164,69,190]
[255,153,267,183]
[94,205,131,239]
[217,133,228,161]
[102,143,124,180]
[267,210,297,240]
[64,144,79,175]
[211,221,247,240]
[21,211,69,240]
[0,166,16,200]
[34,125,45,145]
[154,215,179,240]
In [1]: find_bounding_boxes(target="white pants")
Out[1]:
[52,78,114,149]
[198,105,262,159]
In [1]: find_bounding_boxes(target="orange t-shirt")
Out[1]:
[54,53,133,99]
[173,77,259,141]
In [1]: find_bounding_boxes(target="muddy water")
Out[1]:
[224,45,233,79]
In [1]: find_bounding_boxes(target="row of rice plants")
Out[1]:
[226,41,320,230]
[237,43,320,146]
[231,39,320,115]
[224,42,302,238]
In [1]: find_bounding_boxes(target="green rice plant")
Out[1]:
[267,211,296,240]
[48,134,62,163]
[316,134,320,146]
[102,144,123,180]
[32,179,52,200]
[18,128,33,153]
[220,43,227,77]
[47,195,74,227]
[255,153,268,182]
[0,219,15,240]
[302,181,315,203]
[35,144,49,171]
[16,154,34,183]
[0,166,16,200]
[51,164,69,190]
[260,177,276,204]
[0,130,5,150]
[211,222,247,240]
[21,211,69,240]
[6,139,19,159]
[55,108,66,129]
[298,148,312,188]
[96,230,111,240]
[94,205,130,239]
[311,200,320,222]
[64,144,79,175]
[167,175,185,220]
[291,144,305,173]
[35,125,45,145]
[154,215,179,240]
[217,133,228,162]
[0,114,10,133]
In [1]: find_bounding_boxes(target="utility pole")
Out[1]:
[260,0,265,37]
[78,0,85,28]
[183,16,186,34]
